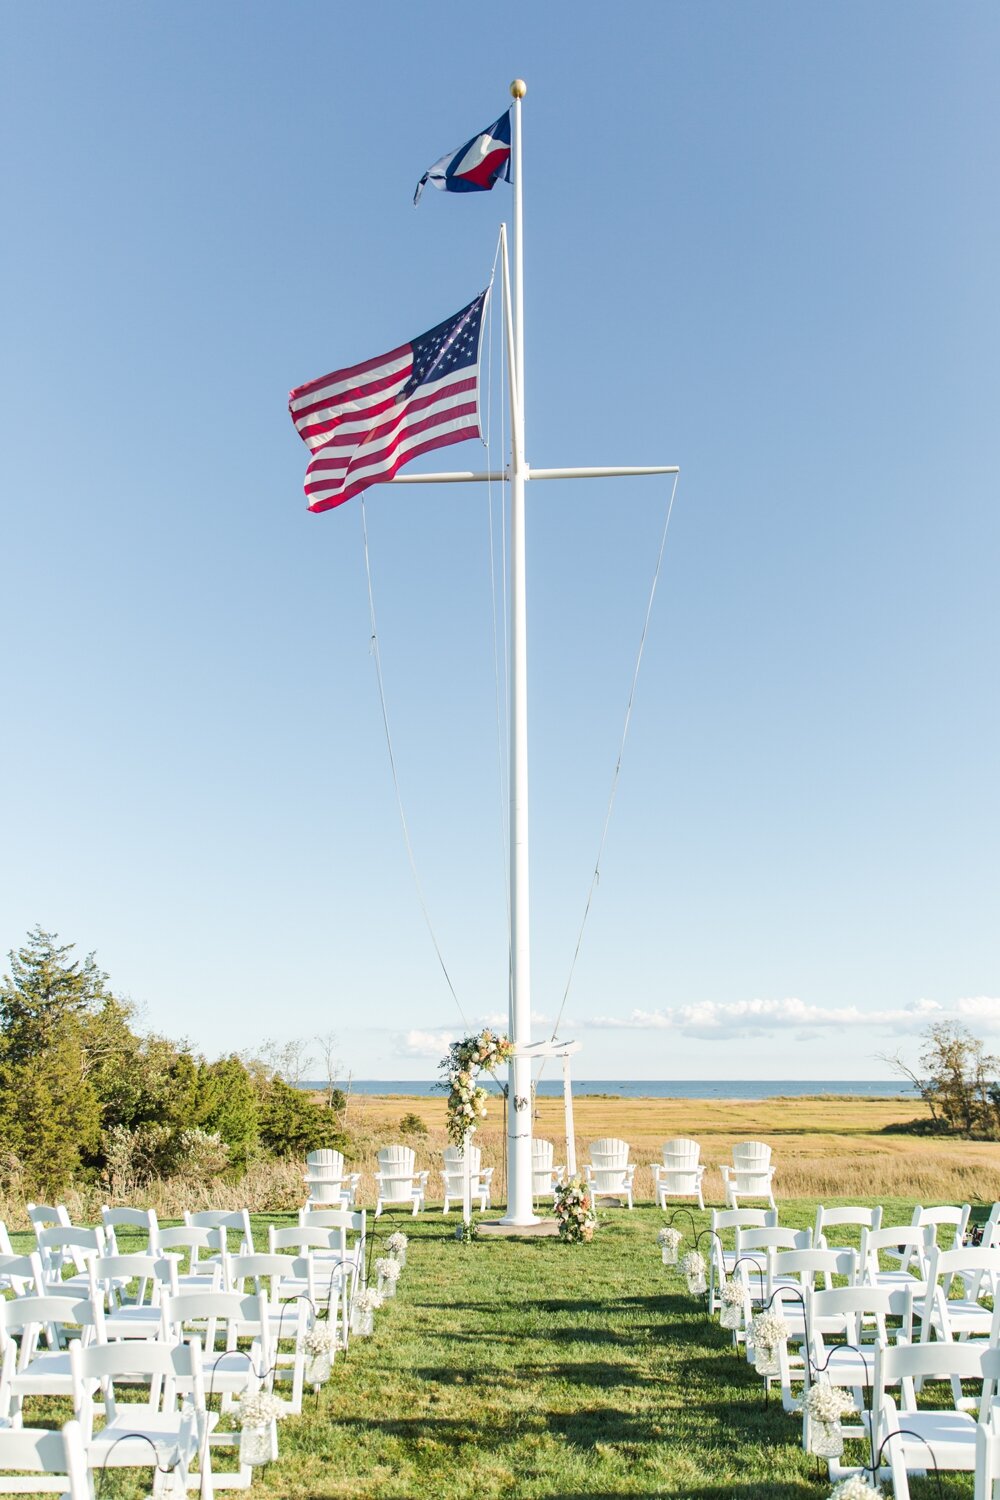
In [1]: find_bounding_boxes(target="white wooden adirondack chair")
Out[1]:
[374,1145,428,1217]
[720,1141,776,1210]
[583,1138,635,1210]
[439,1146,493,1214]
[649,1138,706,1210]
[532,1139,563,1203]
[303,1149,361,1208]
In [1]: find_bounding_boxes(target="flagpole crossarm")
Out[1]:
[515,1039,582,1059]
[385,470,508,485]
[529,465,679,481]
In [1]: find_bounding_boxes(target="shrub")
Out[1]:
[399,1111,428,1137]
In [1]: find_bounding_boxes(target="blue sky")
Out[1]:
[2,3,997,1080]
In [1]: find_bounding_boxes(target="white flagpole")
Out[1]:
[503,77,537,1226]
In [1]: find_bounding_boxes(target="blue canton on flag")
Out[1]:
[414,110,512,205]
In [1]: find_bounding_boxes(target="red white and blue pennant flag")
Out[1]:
[413,110,512,205]
[289,290,489,513]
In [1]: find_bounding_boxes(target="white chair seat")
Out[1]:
[9,1353,74,1394]
[87,1405,216,1463]
[885,1408,976,1466]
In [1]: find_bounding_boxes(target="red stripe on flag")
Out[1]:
[288,342,410,403]
[304,398,480,495]
[307,424,480,512]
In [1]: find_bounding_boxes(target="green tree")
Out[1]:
[194,1055,260,1170]
[258,1077,347,1158]
[888,1022,1000,1139]
[0,929,105,1192]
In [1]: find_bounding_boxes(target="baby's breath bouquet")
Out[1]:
[749,1310,788,1376]
[236,1389,283,1467]
[656,1226,682,1265]
[301,1322,335,1386]
[351,1285,383,1336]
[804,1383,855,1459]
[828,1478,881,1500]
[386,1231,408,1267]
[375,1256,402,1297]
[718,1276,744,1329]
[679,1249,707,1295]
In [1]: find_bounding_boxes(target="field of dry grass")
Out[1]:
[341,1090,1000,1206]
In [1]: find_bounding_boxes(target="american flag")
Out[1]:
[289,290,488,514]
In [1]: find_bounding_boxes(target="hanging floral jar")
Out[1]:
[679,1249,707,1295]
[804,1383,855,1460]
[748,1310,788,1376]
[827,1477,882,1499]
[718,1277,744,1330]
[376,1256,401,1299]
[350,1286,382,1336]
[236,1390,282,1467]
[386,1231,408,1268]
[656,1226,682,1266]
[301,1323,335,1387]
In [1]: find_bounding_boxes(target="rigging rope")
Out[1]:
[359,496,469,1029]
[545,470,681,1051]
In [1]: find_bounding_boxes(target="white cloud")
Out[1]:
[953,997,1000,1030]
[396,1029,456,1059]
[587,996,948,1039]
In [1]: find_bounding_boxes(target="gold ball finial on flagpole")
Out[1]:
[510,79,527,99]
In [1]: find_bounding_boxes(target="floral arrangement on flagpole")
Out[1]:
[439,1030,514,1145]
[553,1177,596,1243]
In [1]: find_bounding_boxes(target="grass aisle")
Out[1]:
[258,1205,884,1500]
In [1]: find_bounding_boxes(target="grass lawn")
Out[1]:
[10,1199,980,1498]
[251,1199,967,1499]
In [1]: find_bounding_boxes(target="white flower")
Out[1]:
[375,1257,401,1282]
[719,1277,744,1306]
[679,1250,706,1277]
[386,1232,408,1253]
[353,1287,383,1313]
[749,1310,789,1349]
[829,1478,882,1500]
[301,1323,335,1357]
[656,1227,682,1250]
[805,1383,855,1423]
[236,1390,284,1430]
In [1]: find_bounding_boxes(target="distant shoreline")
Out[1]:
[302,1078,917,1101]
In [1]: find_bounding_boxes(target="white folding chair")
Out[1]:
[0,1252,44,1300]
[155,1227,225,1292]
[0,1418,93,1497]
[873,1339,991,1500]
[268,1227,357,1349]
[70,1336,214,1498]
[861,1225,934,1296]
[100,1205,158,1256]
[766,1249,857,1411]
[91,1253,179,1340]
[184,1211,254,1269]
[815,1205,883,1251]
[803,1283,914,1482]
[583,1139,636,1210]
[34,1227,105,1295]
[225,1254,316,1412]
[0,1294,106,1426]
[733,1226,811,1306]
[885,1204,970,1279]
[708,1208,778,1313]
[649,1139,706,1211]
[919,1247,1000,1346]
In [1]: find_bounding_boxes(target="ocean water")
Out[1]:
[305,1078,916,1100]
